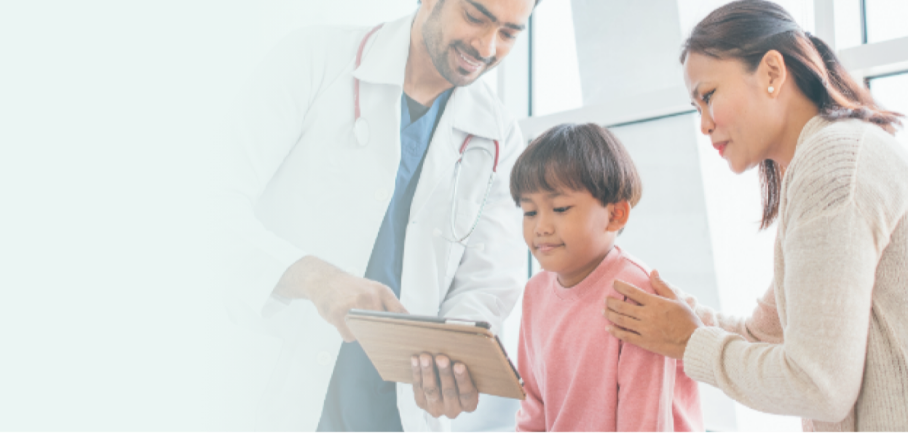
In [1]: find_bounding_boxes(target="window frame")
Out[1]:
[518,0,908,140]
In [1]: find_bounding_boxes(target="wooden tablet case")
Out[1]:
[346,314,526,400]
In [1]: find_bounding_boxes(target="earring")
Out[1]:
[768,86,775,93]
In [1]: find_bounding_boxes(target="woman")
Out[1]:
[604,0,908,430]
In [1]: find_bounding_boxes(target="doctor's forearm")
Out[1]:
[273,255,331,301]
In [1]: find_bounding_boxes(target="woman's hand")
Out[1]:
[604,270,704,360]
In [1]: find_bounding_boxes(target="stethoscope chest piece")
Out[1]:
[354,117,370,147]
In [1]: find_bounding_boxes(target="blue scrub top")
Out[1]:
[317,88,453,432]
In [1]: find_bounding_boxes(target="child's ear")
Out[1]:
[606,201,630,232]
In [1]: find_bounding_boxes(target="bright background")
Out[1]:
[0,1,421,430]
[1,0,906,431]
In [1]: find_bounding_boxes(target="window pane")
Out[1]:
[833,0,863,49]
[865,0,908,43]
[531,0,583,116]
[870,72,908,147]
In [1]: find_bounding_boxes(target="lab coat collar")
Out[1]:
[449,83,505,142]
[354,12,505,142]
[352,13,411,88]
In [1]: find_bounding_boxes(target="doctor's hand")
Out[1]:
[274,255,408,342]
[410,353,479,419]
[604,270,704,360]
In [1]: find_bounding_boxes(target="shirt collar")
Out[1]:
[553,246,624,301]
[449,84,505,142]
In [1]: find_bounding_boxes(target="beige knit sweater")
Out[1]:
[682,116,908,431]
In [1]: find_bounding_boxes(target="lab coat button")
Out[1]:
[317,351,332,366]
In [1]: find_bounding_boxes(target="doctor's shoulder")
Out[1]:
[251,25,369,88]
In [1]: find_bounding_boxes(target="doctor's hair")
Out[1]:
[681,0,903,229]
[509,123,642,209]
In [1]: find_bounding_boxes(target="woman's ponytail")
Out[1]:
[805,33,903,133]
[681,0,904,229]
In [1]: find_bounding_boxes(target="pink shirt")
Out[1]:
[515,246,703,431]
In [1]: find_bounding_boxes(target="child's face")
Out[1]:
[519,187,629,288]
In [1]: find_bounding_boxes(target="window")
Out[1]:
[865,0,908,43]
[869,72,908,146]
[529,0,582,116]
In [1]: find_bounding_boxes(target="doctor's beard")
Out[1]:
[422,5,499,87]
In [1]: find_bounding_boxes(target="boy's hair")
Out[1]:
[510,123,642,207]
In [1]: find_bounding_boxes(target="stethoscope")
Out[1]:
[354,24,499,244]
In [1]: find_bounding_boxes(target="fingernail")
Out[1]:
[411,357,418,367]
[454,364,465,374]
[421,357,430,367]
[436,357,449,368]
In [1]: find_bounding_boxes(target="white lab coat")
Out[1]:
[217,12,526,432]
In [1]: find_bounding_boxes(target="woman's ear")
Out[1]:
[759,49,787,98]
[606,201,630,232]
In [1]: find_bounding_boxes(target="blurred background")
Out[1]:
[1,0,905,430]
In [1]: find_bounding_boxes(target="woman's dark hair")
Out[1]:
[681,0,903,229]
[510,123,642,208]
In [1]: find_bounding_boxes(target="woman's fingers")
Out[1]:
[613,280,653,305]
[606,307,641,332]
[606,324,643,346]
[604,296,643,320]
[650,270,679,300]
[607,274,704,360]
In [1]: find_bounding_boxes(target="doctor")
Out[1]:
[220,0,536,431]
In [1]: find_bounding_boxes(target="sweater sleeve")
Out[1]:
[616,341,676,431]
[515,295,545,432]
[683,140,885,421]
[681,284,783,344]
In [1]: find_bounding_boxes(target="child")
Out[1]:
[510,123,702,431]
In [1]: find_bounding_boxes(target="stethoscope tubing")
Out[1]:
[353,23,499,244]
[354,24,384,123]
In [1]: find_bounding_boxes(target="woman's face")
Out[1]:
[683,52,781,174]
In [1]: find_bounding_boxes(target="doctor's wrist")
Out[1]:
[273,255,333,301]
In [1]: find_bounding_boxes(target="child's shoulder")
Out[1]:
[613,248,656,295]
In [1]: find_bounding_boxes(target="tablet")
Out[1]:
[345,309,525,400]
